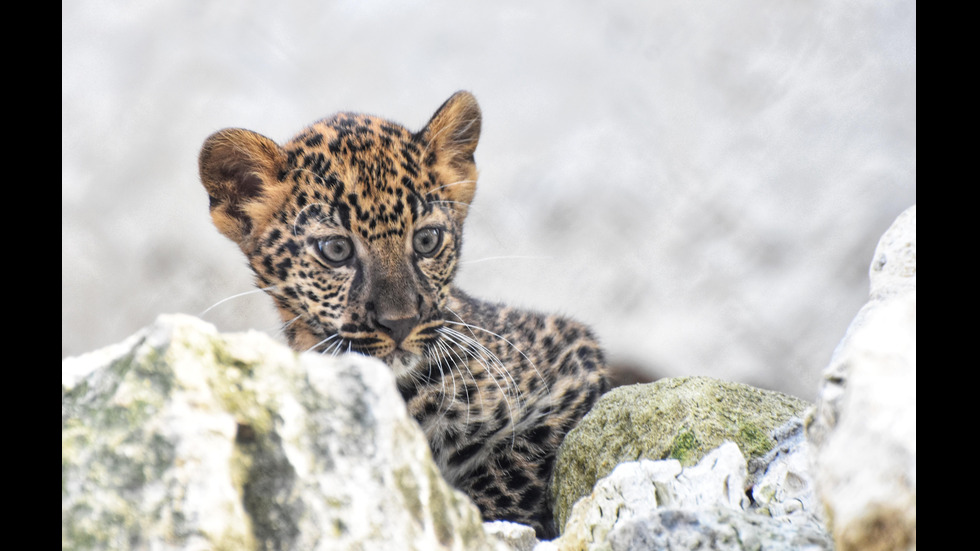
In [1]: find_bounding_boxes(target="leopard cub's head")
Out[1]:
[199,92,481,374]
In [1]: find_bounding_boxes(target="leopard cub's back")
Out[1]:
[198,91,608,538]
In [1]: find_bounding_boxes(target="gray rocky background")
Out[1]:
[62,0,916,399]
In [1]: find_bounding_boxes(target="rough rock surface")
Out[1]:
[806,205,916,551]
[549,442,831,551]
[748,418,821,525]
[62,314,499,551]
[484,521,538,551]
[552,376,810,528]
[603,506,831,551]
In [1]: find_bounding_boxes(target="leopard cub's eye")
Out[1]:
[413,227,443,257]
[317,236,354,266]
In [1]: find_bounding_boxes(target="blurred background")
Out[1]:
[62,0,915,400]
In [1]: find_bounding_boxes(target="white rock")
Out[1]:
[869,205,916,302]
[62,314,499,551]
[749,419,821,524]
[556,442,749,549]
[606,506,831,551]
[554,441,831,550]
[673,441,749,510]
[806,206,916,551]
[484,521,539,551]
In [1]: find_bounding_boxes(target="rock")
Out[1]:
[605,506,831,551]
[483,521,538,551]
[806,206,916,551]
[553,443,831,551]
[62,314,500,551]
[868,205,916,302]
[748,419,822,528]
[552,376,810,528]
[558,443,744,548]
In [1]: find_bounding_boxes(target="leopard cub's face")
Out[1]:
[199,92,482,375]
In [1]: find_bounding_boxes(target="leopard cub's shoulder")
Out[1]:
[199,92,608,538]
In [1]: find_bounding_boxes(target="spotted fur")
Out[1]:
[199,92,608,538]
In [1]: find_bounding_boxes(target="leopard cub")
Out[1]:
[198,91,608,538]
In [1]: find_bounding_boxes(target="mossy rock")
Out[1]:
[552,376,810,530]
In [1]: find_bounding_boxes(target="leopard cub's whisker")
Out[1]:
[199,286,278,317]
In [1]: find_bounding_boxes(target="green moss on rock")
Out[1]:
[667,429,701,463]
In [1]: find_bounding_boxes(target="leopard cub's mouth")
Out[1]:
[380,348,424,377]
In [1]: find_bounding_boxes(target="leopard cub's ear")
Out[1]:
[420,91,481,207]
[198,128,290,252]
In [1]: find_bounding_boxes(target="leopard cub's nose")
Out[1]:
[376,315,420,345]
